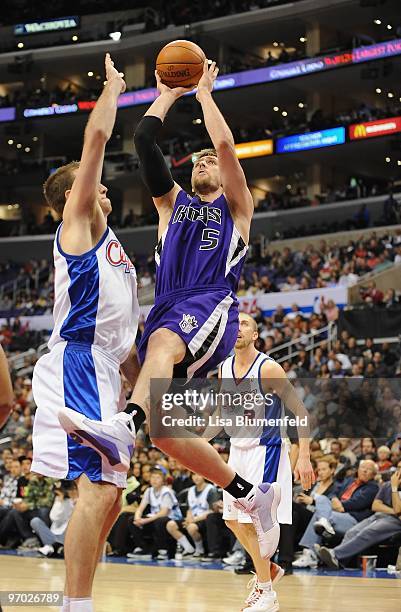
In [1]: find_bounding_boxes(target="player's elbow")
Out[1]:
[133,124,153,154]
[85,126,109,146]
[214,137,235,154]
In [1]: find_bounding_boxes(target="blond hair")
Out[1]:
[192,148,217,164]
[43,161,80,216]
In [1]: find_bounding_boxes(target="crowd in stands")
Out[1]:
[1,364,401,570]
[241,228,401,297]
[1,228,401,317]
[0,181,399,240]
[0,251,155,317]
[1,234,401,565]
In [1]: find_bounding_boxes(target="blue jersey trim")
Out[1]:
[59,251,100,344]
[56,223,109,261]
[63,344,102,481]
[257,355,268,394]
[262,445,281,483]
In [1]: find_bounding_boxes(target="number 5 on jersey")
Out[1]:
[200,228,220,250]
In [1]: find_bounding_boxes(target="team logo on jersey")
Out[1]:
[172,204,222,226]
[179,314,198,334]
[106,240,135,274]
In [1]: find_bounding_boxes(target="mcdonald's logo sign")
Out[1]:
[352,124,367,138]
[350,116,401,140]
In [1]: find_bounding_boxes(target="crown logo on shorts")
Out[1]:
[179,313,198,334]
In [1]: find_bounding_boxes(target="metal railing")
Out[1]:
[0,264,51,304]
[0,277,30,304]
[7,342,48,375]
[267,322,337,364]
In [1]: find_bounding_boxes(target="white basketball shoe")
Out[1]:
[243,588,279,611]
[233,482,281,560]
[58,407,136,472]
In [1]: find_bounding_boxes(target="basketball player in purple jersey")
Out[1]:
[60,60,314,559]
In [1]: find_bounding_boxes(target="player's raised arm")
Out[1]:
[133,72,194,217]
[196,60,254,242]
[0,345,13,429]
[260,359,315,491]
[63,54,125,229]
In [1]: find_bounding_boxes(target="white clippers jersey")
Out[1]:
[220,351,284,449]
[187,484,214,517]
[48,224,139,364]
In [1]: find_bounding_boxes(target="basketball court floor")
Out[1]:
[0,552,400,611]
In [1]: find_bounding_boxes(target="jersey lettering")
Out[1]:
[172,204,222,226]
[106,240,136,275]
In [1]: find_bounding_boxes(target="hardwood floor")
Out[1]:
[0,556,400,611]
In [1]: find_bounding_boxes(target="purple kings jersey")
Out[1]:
[155,190,248,298]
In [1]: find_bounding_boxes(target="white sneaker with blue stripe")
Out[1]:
[58,407,135,472]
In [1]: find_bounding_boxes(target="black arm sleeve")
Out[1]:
[133,115,175,198]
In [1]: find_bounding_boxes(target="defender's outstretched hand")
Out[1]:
[154,70,195,99]
[196,60,219,99]
[105,53,126,93]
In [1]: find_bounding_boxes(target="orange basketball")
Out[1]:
[156,40,206,88]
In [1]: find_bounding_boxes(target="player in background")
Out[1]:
[32,55,139,612]
[0,344,14,429]
[59,59,309,560]
[204,313,314,611]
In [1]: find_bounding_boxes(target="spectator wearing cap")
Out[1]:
[318,460,401,568]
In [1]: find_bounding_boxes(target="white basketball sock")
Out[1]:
[178,535,194,553]
[69,598,93,611]
[258,580,272,592]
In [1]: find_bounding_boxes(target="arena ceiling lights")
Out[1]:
[3,37,401,127]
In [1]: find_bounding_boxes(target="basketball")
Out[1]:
[156,40,206,88]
